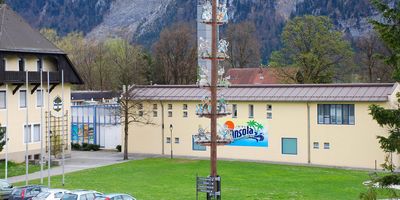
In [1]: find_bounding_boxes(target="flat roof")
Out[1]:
[127,83,398,102]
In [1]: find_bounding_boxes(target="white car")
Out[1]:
[32,189,70,200]
[61,190,103,200]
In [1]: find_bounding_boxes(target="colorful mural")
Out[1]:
[222,120,268,147]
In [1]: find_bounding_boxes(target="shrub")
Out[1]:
[116,145,122,152]
[71,143,81,150]
[378,174,400,186]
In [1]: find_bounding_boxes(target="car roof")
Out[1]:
[104,194,132,197]
[46,189,69,193]
[68,190,101,195]
[14,185,46,189]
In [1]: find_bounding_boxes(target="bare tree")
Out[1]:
[153,22,197,84]
[120,85,153,160]
[356,32,393,82]
[226,21,261,68]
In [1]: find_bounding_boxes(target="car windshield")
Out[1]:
[12,188,22,196]
[36,192,50,198]
[62,193,78,200]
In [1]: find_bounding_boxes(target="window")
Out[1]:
[324,142,330,149]
[0,91,6,109]
[20,90,27,108]
[168,104,172,110]
[168,111,172,117]
[19,58,25,71]
[183,104,188,110]
[138,103,143,110]
[267,104,272,111]
[248,104,254,118]
[313,142,319,149]
[166,137,171,143]
[138,111,143,117]
[175,137,180,144]
[33,124,40,142]
[36,89,43,107]
[192,135,206,151]
[282,138,297,155]
[1,59,5,71]
[153,111,158,117]
[153,104,157,110]
[183,111,188,118]
[24,124,41,143]
[267,112,272,119]
[317,104,355,125]
[232,104,237,118]
[24,125,31,143]
[37,58,43,72]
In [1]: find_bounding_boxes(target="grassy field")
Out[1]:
[18,158,380,200]
[0,161,41,179]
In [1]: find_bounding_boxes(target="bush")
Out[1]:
[71,143,81,150]
[72,143,100,151]
[116,145,122,152]
[378,174,400,186]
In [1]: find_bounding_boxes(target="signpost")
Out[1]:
[196,175,221,200]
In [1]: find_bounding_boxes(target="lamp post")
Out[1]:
[169,124,173,159]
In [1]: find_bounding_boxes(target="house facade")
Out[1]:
[125,83,399,169]
[0,5,83,162]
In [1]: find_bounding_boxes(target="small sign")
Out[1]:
[53,96,63,112]
[196,176,221,197]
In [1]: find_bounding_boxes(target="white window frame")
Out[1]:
[0,90,6,109]
[248,104,254,118]
[19,90,27,108]
[36,89,44,107]
[183,111,188,118]
[23,123,41,144]
[174,137,180,144]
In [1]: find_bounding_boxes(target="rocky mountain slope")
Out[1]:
[5,0,385,61]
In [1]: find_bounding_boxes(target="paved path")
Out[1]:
[8,150,127,184]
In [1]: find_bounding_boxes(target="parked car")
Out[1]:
[32,189,70,200]
[9,185,48,200]
[96,194,136,200]
[0,179,13,200]
[61,190,102,200]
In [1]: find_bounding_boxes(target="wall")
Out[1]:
[0,55,71,162]
[126,98,396,169]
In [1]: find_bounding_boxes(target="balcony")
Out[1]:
[0,71,60,84]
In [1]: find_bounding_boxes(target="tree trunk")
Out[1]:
[123,100,129,160]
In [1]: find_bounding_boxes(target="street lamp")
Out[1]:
[169,124,173,159]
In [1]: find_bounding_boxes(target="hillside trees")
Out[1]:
[225,21,261,68]
[269,15,354,83]
[153,23,197,84]
[370,0,400,81]
[354,32,393,83]
[41,29,149,91]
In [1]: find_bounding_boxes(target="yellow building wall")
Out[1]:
[127,98,397,169]
[0,56,71,162]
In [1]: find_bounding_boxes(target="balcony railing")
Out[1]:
[0,71,60,84]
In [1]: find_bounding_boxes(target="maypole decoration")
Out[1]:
[194,0,230,199]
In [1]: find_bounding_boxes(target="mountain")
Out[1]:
[5,0,385,62]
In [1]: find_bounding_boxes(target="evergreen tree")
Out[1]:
[370,0,400,81]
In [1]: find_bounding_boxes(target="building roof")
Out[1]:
[128,83,398,102]
[71,91,120,101]
[226,68,281,84]
[0,4,64,54]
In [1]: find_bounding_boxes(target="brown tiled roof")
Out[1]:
[128,83,398,102]
[226,68,281,84]
[0,4,64,54]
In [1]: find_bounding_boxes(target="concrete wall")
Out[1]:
[0,55,71,162]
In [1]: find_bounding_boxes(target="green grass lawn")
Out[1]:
[0,161,41,179]
[19,158,379,200]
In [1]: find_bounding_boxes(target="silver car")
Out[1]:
[96,194,136,200]
[0,179,13,200]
